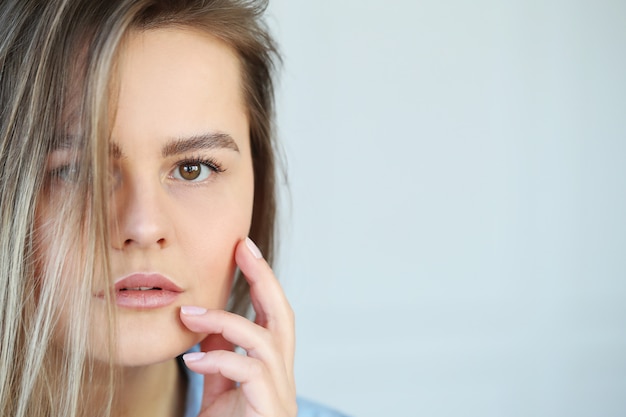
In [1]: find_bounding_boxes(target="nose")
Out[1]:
[109,175,173,251]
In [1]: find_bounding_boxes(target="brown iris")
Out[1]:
[178,163,201,180]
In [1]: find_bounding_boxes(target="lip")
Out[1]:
[97,273,183,309]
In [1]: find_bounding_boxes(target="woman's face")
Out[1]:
[39,28,254,365]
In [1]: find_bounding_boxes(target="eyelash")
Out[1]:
[47,164,78,182]
[173,156,226,178]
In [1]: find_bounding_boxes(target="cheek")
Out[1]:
[175,172,254,250]
[177,170,254,307]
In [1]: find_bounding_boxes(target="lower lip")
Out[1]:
[112,290,180,309]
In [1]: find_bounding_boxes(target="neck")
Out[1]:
[85,358,186,417]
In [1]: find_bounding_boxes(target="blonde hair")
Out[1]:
[0,1,279,416]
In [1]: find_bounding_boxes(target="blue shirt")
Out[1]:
[179,348,349,417]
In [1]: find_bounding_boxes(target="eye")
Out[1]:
[48,164,79,183]
[175,162,207,181]
[171,159,223,182]
[45,149,82,186]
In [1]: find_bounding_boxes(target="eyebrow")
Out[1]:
[109,132,239,159]
[54,136,125,159]
[53,134,80,150]
[161,132,240,157]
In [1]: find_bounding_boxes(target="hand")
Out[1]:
[180,238,297,417]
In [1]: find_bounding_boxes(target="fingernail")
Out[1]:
[181,305,207,315]
[182,351,206,362]
[245,237,263,259]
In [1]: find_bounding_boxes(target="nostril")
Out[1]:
[120,237,167,248]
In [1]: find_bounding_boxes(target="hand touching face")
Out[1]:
[181,238,297,417]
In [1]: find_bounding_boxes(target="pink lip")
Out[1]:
[98,273,183,309]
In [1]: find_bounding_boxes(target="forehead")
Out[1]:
[110,27,248,150]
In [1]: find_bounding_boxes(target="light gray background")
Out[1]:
[266,1,626,416]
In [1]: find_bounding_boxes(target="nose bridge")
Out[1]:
[111,172,171,249]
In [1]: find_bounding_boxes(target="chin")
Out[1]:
[87,305,204,367]
[116,331,203,367]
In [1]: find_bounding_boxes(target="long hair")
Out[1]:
[0,1,279,416]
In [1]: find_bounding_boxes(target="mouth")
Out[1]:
[96,273,183,309]
[119,286,162,291]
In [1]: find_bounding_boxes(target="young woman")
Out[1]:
[0,1,346,416]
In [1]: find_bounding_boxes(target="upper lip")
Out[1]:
[113,273,183,292]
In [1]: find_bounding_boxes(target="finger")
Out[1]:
[198,333,236,405]
[180,307,291,395]
[183,350,296,417]
[182,308,272,358]
[235,238,295,369]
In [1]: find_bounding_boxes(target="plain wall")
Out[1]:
[266,1,626,416]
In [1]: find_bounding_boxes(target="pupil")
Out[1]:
[181,163,200,180]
